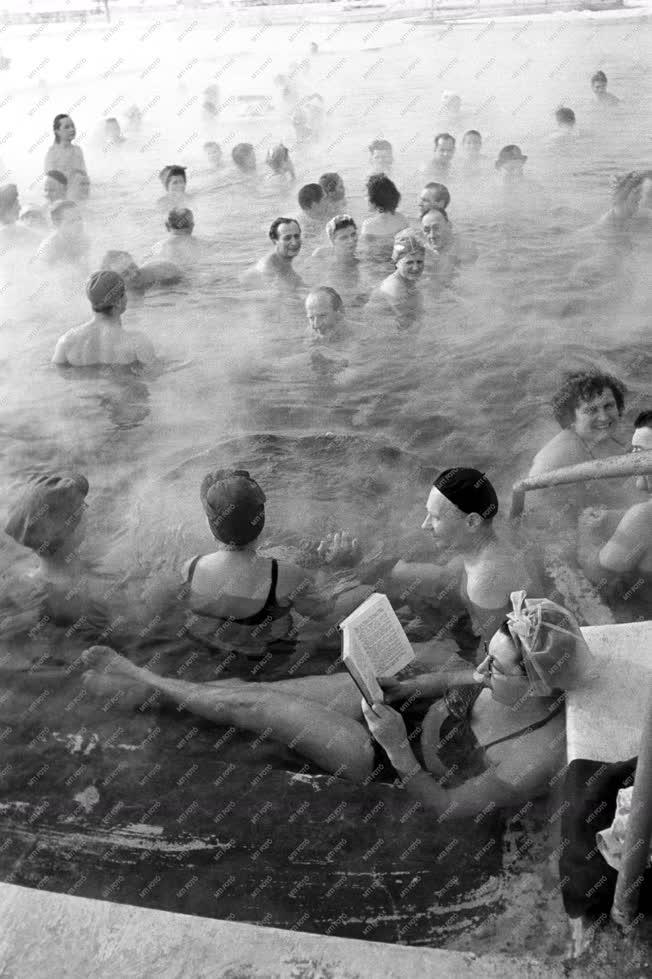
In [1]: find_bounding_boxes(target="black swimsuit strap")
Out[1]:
[482,696,565,750]
[186,554,202,583]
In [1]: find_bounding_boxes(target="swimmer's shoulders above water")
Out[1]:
[52,325,156,367]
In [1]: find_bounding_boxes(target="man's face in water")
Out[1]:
[274,221,301,259]
[632,424,652,492]
[305,291,341,334]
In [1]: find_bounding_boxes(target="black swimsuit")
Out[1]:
[186,556,285,626]
[371,684,565,787]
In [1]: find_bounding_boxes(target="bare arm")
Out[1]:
[52,337,70,365]
[598,505,651,574]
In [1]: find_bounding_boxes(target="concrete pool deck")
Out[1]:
[0,881,564,978]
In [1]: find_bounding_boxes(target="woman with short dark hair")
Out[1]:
[44,113,88,182]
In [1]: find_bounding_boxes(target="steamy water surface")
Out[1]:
[1,6,652,951]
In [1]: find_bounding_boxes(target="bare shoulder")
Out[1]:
[529,429,585,474]
[491,709,565,795]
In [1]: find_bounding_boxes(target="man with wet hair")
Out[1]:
[101,249,182,291]
[52,270,155,366]
[428,133,456,180]
[297,183,328,245]
[244,217,305,290]
[591,70,620,105]
[232,143,256,174]
[149,207,202,267]
[417,181,451,219]
[368,138,393,175]
[305,287,350,375]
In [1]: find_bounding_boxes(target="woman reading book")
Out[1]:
[80,593,593,820]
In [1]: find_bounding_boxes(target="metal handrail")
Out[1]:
[510,450,652,520]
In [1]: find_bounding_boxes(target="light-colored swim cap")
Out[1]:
[392,228,426,263]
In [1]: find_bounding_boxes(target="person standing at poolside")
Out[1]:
[44,114,88,183]
[391,468,537,662]
[244,217,305,291]
[52,270,155,367]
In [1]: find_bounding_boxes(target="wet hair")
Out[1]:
[551,370,626,429]
[366,173,400,213]
[591,70,608,85]
[634,411,652,429]
[164,165,187,190]
[298,183,323,212]
[105,116,120,130]
[463,129,481,142]
[434,132,456,149]
[423,182,450,210]
[328,214,357,237]
[52,113,72,143]
[232,143,256,171]
[102,249,135,268]
[166,207,194,231]
[319,172,343,198]
[369,138,392,156]
[307,286,344,313]
[204,140,221,155]
[266,143,290,173]
[50,200,78,226]
[269,216,300,241]
[421,205,449,224]
[555,106,576,127]
[46,169,68,188]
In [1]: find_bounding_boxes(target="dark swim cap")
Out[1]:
[433,468,498,520]
[200,469,266,546]
[5,472,89,554]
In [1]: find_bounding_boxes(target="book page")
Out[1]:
[342,632,384,706]
[348,594,413,677]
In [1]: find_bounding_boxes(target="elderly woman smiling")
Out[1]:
[81,592,593,818]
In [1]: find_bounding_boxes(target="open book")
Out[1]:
[339,593,415,705]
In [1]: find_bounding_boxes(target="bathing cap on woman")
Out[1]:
[200,469,266,546]
[5,472,89,553]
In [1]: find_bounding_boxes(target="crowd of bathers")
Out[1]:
[1,61,651,821]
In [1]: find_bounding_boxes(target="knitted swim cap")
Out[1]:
[5,472,89,554]
[200,469,266,546]
[85,270,126,312]
[433,468,498,521]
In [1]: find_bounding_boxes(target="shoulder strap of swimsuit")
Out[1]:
[482,696,565,750]
[267,558,279,605]
[186,554,202,584]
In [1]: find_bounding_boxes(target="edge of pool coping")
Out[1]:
[0,881,565,978]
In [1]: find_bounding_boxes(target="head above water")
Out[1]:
[105,117,123,141]
[204,141,222,166]
[326,214,357,255]
[367,173,400,214]
[591,70,608,94]
[422,468,499,554]
[53,113,76,143]
[421,207,451,251]
[298,183,324,214]
[166,207,194,234]
[369,138,393,169]
[552,370,626,439]
[555,106,576,129]
[462,130,482,153]
[5,472,89,556]
[474,592,594,706]
[495,145,527,172]
[319,172,345,202]
[0,183,19,224]
[200,469,266,547]
[269,217,301,258]
[101,249,141,286]
[441,91,462,113]
[419,181,450,217]
[433,133,456,166]
[164,165,187,193]
[232,143,256,173]
[391,228,425,277]
[266,143,291,174]
[305,287,344,335]
[85,269,127,314]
